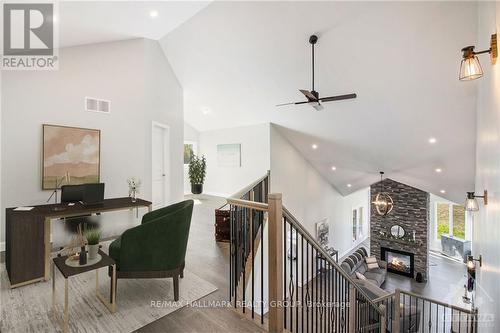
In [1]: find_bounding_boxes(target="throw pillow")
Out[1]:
[365,256,377,264]
[365,256,380,270]
[355,272,367,280]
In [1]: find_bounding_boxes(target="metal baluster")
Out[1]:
[327,261,330,333]
[242,207,246,313]
[283,216,291,329]
[260,208,263,324]
[234,207,238,308]
[290,221,294,332]
[229,205,233,301]
[296,226,299,333]
[251,208,254,319]
[306,241,311,332]
[315,248,318,333]
[301,234,304,333]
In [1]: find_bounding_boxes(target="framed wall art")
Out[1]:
[42,124,101,189]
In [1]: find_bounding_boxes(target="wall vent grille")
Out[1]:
[85,97,110,114]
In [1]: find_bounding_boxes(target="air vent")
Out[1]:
[85,97,110,114]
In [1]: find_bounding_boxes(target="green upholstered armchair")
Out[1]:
[108,199,194,301]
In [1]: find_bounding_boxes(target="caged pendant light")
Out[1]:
[372,171,394,216]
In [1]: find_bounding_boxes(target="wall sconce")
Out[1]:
[466,255,482,292]
[465,190,488,211]
[459,33,497,81]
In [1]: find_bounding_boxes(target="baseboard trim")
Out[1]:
[200,191,231,198]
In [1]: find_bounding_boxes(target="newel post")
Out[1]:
[268,193,283,333]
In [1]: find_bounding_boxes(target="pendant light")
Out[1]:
[372,171,394,216]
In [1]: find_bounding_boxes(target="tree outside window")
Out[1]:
[436,203,465,240]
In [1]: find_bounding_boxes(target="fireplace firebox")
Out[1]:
[381,247,415,278]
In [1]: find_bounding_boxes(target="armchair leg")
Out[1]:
[173,275,179,301]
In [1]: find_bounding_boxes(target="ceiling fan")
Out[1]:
[277,35,357,111]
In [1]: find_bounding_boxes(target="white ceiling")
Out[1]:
[161,1,480,203]
[57,1,210,47]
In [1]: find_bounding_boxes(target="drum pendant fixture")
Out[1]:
[372,171,394,216]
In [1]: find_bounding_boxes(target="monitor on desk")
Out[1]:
[61,184,85,203]
[82,183,105,205]
[60,183,105,205]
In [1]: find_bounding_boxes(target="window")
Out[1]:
[452,205,465,239]
[352,207,364,242]
[184,143,195,164]
[436,203,449,239]
[352,209,357,241]
[436,203,466,240]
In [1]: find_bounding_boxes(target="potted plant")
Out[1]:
[189,154,206,194]
[85,228,101,260]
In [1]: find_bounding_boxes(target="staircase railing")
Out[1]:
[373,288,478,333]
[227,182,386,332]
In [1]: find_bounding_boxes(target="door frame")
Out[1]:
[151,121,170,209]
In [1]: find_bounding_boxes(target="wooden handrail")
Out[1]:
[226,198,269,211]
[229,171,270,200]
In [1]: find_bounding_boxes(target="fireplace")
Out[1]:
[381,247,415,278]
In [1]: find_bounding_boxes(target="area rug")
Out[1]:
[1,245,217,333]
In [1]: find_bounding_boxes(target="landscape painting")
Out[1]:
[217,143,241,167]
[42,124,100,189]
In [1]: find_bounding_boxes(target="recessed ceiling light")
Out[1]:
[331,166,336,171]
[347,184,352,188]
[435,168,443,173]
[201,107,211,115]
[149,10,159,18]
[429,137,437,144]
[312,144,318,150]
[440,190,446,194]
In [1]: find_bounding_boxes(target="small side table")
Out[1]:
[52,250,117,333]
[316,246,339,274]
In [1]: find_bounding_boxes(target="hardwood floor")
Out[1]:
[135,194,267,333]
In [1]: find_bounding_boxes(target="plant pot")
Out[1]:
[191,183,203,194]
[88,244,99,260]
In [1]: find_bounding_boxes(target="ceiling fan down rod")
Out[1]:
[309,35,318,93]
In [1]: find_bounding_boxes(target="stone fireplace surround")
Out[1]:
[370,178,429,281]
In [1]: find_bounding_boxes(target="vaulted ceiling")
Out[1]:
[160,1,479,203]
[54,1,479,203]
[57,1,210,48]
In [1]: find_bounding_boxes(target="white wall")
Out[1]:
[473,2,500,331]
[337,188,370,258]
[198,123,270,197]
[270,124,344,250]
[1,38,184,246]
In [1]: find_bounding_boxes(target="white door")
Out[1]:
[152,122,170,209]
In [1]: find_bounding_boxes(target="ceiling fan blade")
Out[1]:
[299,89,318,101]
[319,93,357,102]
[276,100,310,107]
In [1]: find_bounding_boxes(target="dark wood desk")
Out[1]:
[6,197,151,288]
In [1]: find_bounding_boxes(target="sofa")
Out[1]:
[341,247,420,332]
[340,247,387,286]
